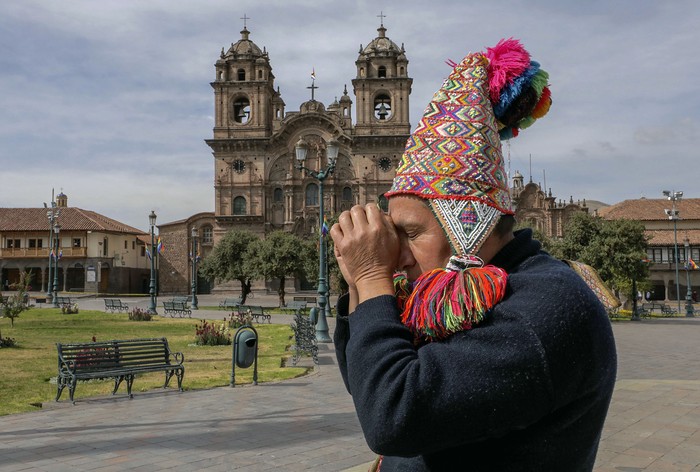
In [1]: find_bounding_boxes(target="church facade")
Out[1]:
[158,21,413,293]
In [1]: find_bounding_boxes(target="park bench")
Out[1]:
[283,300,307,314]
[55,337,184,403]
[660,304,677,317]
[293,296,317,305]
[219,297,242,310]
[163,298,191,317]
[290,312,318,366]
[237,305,271,324]
[104,298,129,313]
[56,296,74,307]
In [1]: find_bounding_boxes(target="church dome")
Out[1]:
[224,27,265,59]
[359,25,402,58]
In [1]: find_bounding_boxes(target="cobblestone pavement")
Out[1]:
[1,294,699,471]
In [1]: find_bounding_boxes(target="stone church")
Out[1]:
[158,21,412,293]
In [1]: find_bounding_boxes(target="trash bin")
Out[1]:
[230,326,258,387]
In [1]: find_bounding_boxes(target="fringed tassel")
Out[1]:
[394,265,507,342]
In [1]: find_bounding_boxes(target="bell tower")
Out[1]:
[211,24,280,139]
[352,19,412,136]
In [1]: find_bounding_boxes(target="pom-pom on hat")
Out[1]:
[386,38,552,343]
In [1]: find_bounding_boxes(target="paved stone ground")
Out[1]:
[1,294,699,471]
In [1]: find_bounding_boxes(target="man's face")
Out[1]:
[388,195,453,282]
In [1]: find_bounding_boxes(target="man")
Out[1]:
[331,39,616,471]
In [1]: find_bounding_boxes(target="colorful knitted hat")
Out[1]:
[387,38,552,342]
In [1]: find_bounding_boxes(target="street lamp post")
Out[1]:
[147,211,158,314]
[684,238,694,317]
[45,203,60,297]
[52,223,61,308]
[191,227,199,310]
[663,190,683,314]
[296,137,339,343]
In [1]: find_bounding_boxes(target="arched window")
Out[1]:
[305,183,319,206]
[233,98,250,124]
[374,93,392,120]
[258,70,263,79]
[273,188,283,203]
[342,186,353,201]
[233,196,247,215]
[202,226,213,244]
[237,68,246,81]
[378,65,387,78]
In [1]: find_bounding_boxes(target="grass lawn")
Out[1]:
[0,308,311,416]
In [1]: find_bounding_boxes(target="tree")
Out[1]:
[1,271,32,345]
[198,230,257,304]
[556,212,649,298]
[244,231,316,307]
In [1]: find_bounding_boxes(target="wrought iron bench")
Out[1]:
[237,305,271,324]
[283,300,307,314]
[56,337,184,403]
[219,297,242,310]
[104,298,129,313]
[163,299,191,317]
[660,304,678,317]
[56,296,75,307]
[290,312,318,366]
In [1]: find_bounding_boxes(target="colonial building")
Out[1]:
[158,20,412,294]
[510,171,605,239]
[0,193,150,295]
[599,198,700,303]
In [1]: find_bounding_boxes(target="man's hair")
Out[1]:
[493,214,516,238]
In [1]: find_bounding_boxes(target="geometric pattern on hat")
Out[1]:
[386,52,513,255]
[429,199,503,257]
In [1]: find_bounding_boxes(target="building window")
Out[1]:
[141,246,146,257]
[648,248,663,263]
[202,226,213,244]
[378,65,387,78]
[233,196,247,215]
[305,183,319,206]
[342,186,352,202]
[28,239,43,249]
[124,240,127,249]
[232,97,250,124]
[6,239,20,249]
[132,241,135,250]
[237,68,245,81]
[74,239,82,248]
[103,238,108,257]
[273,187,283,203]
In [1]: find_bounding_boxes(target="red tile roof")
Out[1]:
[0,207,146,235]
[599,198,700,221]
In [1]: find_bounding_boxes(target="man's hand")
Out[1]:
[330,204,398,304]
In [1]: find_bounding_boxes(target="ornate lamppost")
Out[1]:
[190,227,199,310]
[684,237,694,317]
[52,223,61,307]
[295,137,339,343]
[147,211,158,314]
[45,202,60,297]
[663,190,682,313]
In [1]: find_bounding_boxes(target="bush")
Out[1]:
[194,319,231,346]
[0,335,16,348]
[128,307,153,321]
[227,311,253,329]
[61,303,79,314]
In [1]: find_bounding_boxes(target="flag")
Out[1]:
[157,237,163,254]
[321,214,329,236]
[688,258,698,270]
[58,249,63,260]
[311,68,316,80]
[196,250,202,263]
[145,245,151,260]
[50,249,56,260]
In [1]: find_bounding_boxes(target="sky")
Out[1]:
[1,0,699,232]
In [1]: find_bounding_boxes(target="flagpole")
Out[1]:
[684,238,695,317]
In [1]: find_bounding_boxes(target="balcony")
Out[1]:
[0,247,88,259]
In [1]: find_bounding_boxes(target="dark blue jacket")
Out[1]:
[334,230,617,471]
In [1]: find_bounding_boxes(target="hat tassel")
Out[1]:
[394,264,507,342]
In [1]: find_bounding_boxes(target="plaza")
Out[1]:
[0,294,699,471]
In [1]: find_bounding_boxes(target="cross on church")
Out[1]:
[307,80,318,101]
[241,13,250,28]
[377,11,386,26]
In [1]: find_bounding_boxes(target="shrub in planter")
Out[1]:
[61,303,79,314]
[194,319,231,346]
